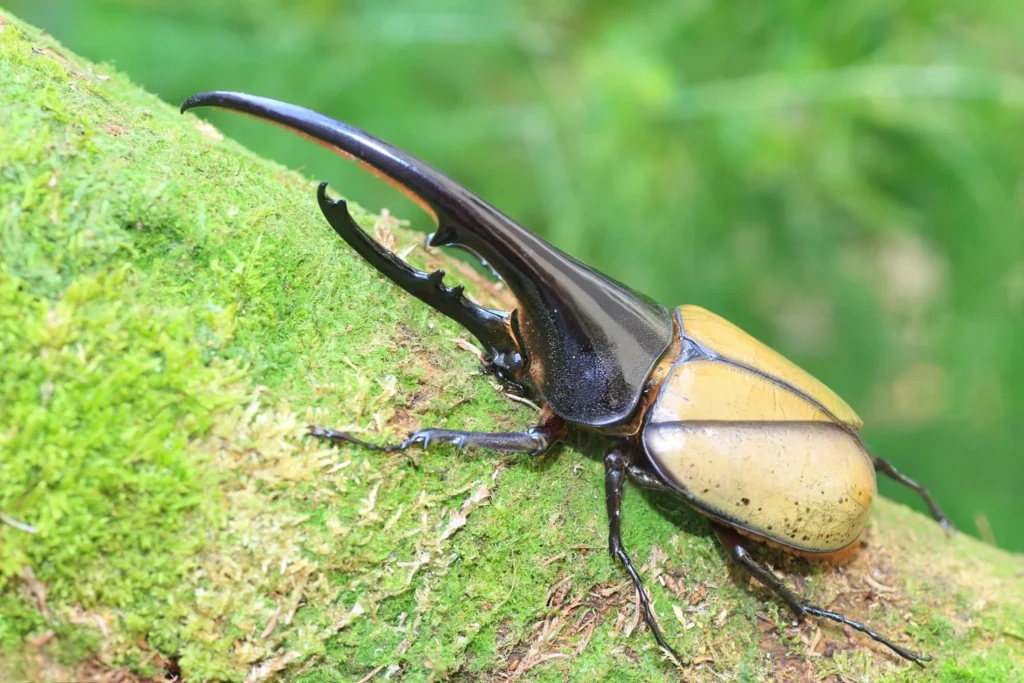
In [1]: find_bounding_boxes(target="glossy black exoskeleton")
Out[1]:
[181,92,951,668]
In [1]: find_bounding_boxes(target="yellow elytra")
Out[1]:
[642,306,875,555]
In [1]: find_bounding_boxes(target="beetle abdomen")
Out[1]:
[642,307,876,554]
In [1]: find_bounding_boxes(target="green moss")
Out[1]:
[1,11,1022,682]
[0,263,243,602]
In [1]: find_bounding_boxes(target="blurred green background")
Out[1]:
[10,0,1023,551]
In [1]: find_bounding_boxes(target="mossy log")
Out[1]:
[1,12,1022,682]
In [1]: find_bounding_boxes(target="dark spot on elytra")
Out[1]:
[741,498,750,506]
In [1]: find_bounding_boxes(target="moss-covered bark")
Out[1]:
[1,11,1021,682]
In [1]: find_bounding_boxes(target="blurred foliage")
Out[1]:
[9,0,1023,550]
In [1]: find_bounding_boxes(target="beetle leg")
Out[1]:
[317,184,524,379]
[710,522,930,665]
[309,413,564,457]
[625,463,677,495]
[871,456,954,535]
[604,447,684,665]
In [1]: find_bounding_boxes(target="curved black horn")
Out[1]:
[181,92,673,427]
[182,91,521,373]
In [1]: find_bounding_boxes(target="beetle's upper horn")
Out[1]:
[180,91,513,245]
[181,92,673,427]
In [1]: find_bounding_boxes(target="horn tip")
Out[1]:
[180,91,239,114]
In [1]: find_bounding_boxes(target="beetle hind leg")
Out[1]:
[871,456,954,535]
[604,447,685,665]
[710,523,930,665]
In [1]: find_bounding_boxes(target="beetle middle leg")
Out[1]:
[309,412,565,457]
[604,447,684,664]
[624,463,677,495]
[710,522,930,665]
[871,455,954,534]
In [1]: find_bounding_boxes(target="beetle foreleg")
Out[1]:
[604,448,684,665]
[710,522,930,665]
[309,414,564,457]
[871,456,954,535]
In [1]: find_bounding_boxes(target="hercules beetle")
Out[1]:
[181,92,952,666]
